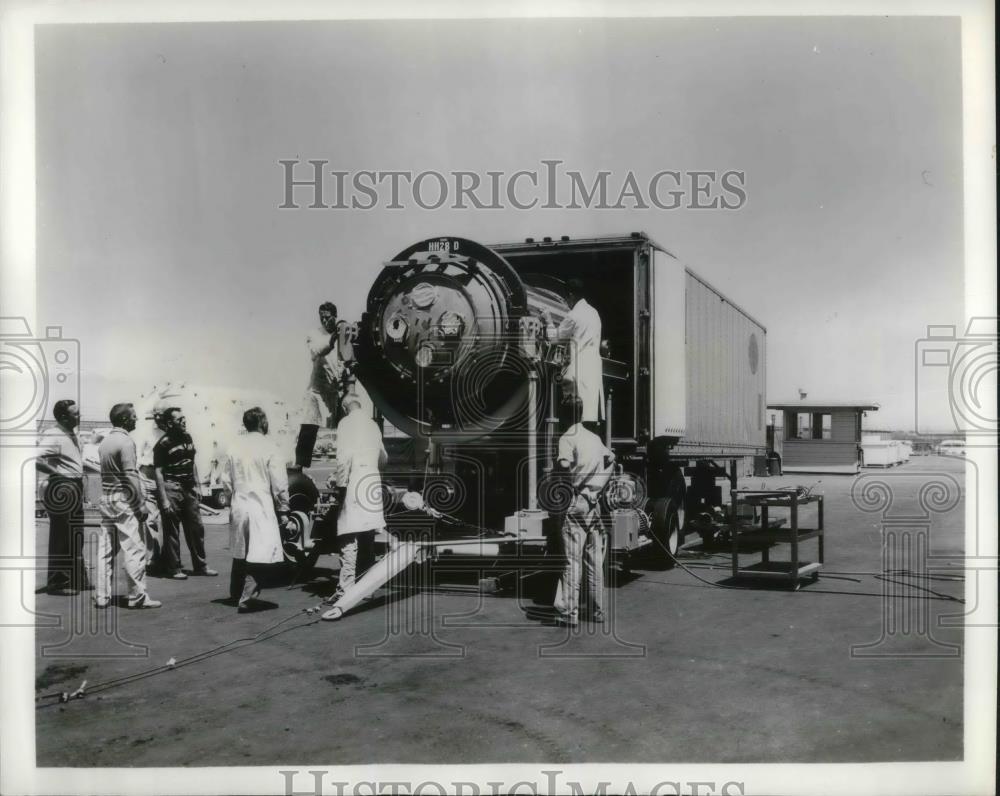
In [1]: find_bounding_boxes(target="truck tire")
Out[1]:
[647,442,686,532]
[650,497,682,568]
[287,468,320,513]
[281,510,312,564]
[668,472,687,533]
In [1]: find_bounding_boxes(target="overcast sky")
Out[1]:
[36,16,964,431]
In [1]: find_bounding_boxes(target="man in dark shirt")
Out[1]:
[153,408,218,579]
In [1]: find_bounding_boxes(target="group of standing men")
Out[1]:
[37,394,295,612]
[35,299,374,614]
[37,399,217,609]
[38,282,613,624]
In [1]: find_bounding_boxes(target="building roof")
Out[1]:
[767,401,880,411]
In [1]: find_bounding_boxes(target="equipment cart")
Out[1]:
[729,489,824,589]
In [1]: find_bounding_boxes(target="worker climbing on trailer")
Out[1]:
[552,397,615,628]
[295,301,344,468]
[544,278,605,428]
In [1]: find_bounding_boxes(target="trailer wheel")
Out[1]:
[664,469,687,532]
[281,510,311,564]
[650,497,682,568]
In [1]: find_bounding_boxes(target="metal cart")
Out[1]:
[729,489,824,589]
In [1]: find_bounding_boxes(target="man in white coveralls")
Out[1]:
[553,397,614,627]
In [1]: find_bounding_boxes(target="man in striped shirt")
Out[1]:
[153,408,217,579]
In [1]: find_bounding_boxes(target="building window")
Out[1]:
[785,411,832,440]
[788,412,811,440]
[812,413,832,440]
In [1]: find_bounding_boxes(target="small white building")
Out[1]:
[768,401,879,474]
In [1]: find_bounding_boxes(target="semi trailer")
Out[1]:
[338,232,767,565]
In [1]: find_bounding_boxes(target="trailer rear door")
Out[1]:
[651,248,686,438]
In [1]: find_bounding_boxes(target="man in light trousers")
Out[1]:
[553,398,614,628]
[96,403,160,609]
[331,392,387,603]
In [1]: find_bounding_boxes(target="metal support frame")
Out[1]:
[527,370,538,511]
[605,387,614,447]
[518,315,544,513]
[427,440,440,475]
[544,376,558,473]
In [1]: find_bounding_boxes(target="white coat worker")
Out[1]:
[221,406,290,613]
[546,278,605,425]
[331,390,388,603]
[552,397,614,628]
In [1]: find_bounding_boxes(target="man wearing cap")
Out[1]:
[136,400,171,572]
[330,391,387,602]
[295,301,344,468]
[552,398,614,627]
[96,403,160,609]
[36,399,91,595]
[153,408,217,578]
[137,400,171,482]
